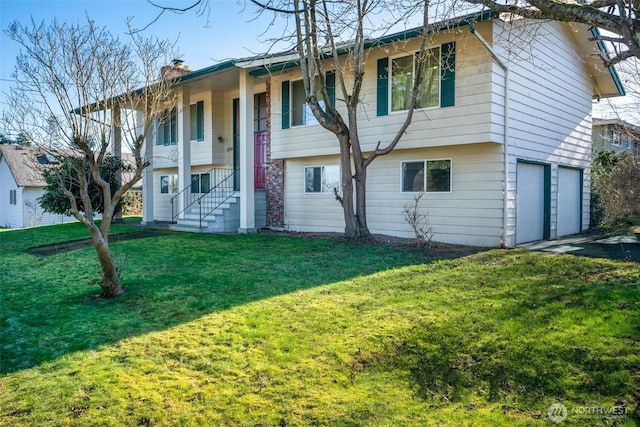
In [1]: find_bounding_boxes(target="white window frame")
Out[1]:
[155,108,177,146]
[9,189,17,205]
[160,174,179,195]
[389,46,441,114]
[400,159,452,193]
[290,79,325,127]
[190,100,204,142]
[304,164,340,194]
[190,173,211,194]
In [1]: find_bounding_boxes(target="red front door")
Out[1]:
[254,132,267,190]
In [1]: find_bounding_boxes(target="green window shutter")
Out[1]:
[281,80,290,129]
[197,100,204,140]
[440,42,456,107]
[376,57,389,116]
[326,71,336,108]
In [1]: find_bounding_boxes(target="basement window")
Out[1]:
[304,165,340,194]
[401,159,451,193]
[160,174,178,194]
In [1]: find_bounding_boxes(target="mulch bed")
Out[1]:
[26,230,168,257]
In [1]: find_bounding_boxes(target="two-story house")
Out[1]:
[134,11,624,246]
[592,118,640,155]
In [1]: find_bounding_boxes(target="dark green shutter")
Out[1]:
[440,42,456,107]
[197,100,204,140]
[376,57,389,116]
[281,80,290,129]
[326,71,336,108]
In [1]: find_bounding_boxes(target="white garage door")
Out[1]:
[557,167,582,237]
[517,163,545,244]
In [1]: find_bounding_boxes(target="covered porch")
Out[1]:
[137,58,274,233]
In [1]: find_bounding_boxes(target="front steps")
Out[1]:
[169,191,266,233]
[170,194,240,233]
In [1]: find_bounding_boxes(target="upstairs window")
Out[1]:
[254,92,268,132]
[291,80,324,127]
[281,72,335,129]
[156,108,177,146]
[391,47,440,112]
[377,42,455,116]
[402,159,451,193]
[9,189,17,205]
[190,101,204,142]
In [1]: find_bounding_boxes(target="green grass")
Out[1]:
[0,222,639,426]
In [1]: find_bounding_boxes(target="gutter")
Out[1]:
[470,23,511,248]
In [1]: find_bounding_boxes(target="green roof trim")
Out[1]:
[175,59,238,83]
[249,10,499,78]
[590,27,625,97]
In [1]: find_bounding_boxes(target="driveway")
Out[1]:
[520,232,640,262]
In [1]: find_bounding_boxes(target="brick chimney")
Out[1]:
[160,59,191,80]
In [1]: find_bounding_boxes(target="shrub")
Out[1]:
[591,149,640,226]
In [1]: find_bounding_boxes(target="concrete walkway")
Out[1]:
[520,233,640,262]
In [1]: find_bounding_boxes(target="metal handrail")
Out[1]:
[197,169,239,228]
[171,167,236,222]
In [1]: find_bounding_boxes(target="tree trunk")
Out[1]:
[91,231,123,298]
[354,164,371,238]
[338,133,359,238]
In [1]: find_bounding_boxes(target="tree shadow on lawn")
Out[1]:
[1,229,480,374]
[358,251,640,418]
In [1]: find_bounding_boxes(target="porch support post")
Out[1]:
[112,104,123,222]
[141,111,155,224]
[238,69,256,233]
[178,86,191,219]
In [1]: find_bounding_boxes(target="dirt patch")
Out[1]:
[258,229,484,259]
[26,230,168,257]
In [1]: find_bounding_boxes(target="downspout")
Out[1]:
[470,24,511,248]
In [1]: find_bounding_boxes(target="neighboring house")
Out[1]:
[592,118,640,155]
[0,145,76,228]
[131,11,624,246]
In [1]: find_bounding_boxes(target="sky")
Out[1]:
[0,0,636,125]
[0,0,287,116]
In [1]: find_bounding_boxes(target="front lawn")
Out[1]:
[1,222,638,426]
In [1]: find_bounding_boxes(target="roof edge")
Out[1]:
[590,27,626,97]
[250,10,499,78]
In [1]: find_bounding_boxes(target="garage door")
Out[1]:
[557,167,582,237]
[517,162,546,244]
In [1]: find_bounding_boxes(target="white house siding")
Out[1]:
[148,81,267,222]
[190,89,217,166]
[494,20,593,245]
[284,143,504,247]
[154,168,179,221]
[0,158,23,228]
[270,21,504,161]
[22,187,75,228]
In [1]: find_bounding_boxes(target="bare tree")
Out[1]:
[3,17,175,298]
[463,0,640,67]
